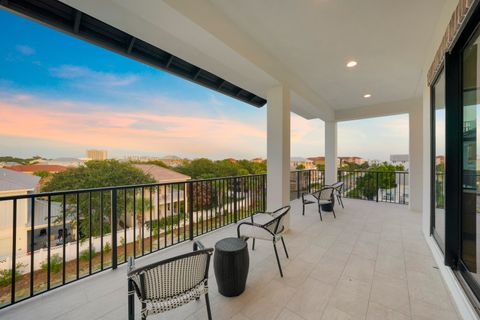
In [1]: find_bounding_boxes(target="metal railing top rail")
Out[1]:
[0,173,268,201]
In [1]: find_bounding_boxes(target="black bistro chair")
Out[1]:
[237,206,290,277]
[127,241,213,320]
[331,181,345,208]
[301,186,336,221]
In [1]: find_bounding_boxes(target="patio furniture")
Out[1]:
[302,186,336,221]
[214,237,249,297]
[237,206,290,277]
[127,241,213,320]
[331,181,345,208]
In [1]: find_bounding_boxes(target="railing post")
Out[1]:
[376,171,379,202]
[233,177,238,223]
[188,181,194,240]
[308,170,312,193]
[111,189,118,269]
[296,171,300,199]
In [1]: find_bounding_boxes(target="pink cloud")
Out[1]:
[0,98,266,158]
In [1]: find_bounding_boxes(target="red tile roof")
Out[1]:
[5,164,68,173]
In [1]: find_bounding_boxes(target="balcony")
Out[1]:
[0,193,458,319]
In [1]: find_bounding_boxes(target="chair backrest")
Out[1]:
[128,248,213,301]
[333,181,344,194]
[318,187,335,201]
[262,206,291,235]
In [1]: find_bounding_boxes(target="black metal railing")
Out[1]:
[0,168,410,308]
[0,174,266,308]
[338,170,409,204]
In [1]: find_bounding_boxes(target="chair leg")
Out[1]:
[273,242,283,277]
[332,207,336,219]
[337,195,344,208]
[318,205,323,221]
[205,293,212,320]
[281,237,289,258]
[141,303,147,320]
[128,280,135,320]
[252,238,255,251]
[302,195,305,216]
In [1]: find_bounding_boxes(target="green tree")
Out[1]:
[349,162,402,200]
[41,160,155,238]
[33,170,51,178]
[296,164,305,170]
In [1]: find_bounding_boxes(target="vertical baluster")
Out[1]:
[164,185,167,247]
[100,191,104,270]
[11,199,17,303]
[188,181,194,241]
[133,188,136,258]
[124,189,127,262]
[149,187,153,252]
[157,186,160,249]
[111,189,117,269]
[47,195,51,289]
[30,197,35,296]
[141,187,144,255]
[62,194,66,283]
[170,185,174,245]
[76,193,79,279]
[177,184,180,242]
[88,192,92,274]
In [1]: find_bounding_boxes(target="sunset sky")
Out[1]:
[0,9,408,161]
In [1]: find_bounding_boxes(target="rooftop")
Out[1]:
[133,164,191,183]
[0,199,459,320]
[5,164,68,173]
[0,168,40,192]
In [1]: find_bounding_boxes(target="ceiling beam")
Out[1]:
[73,10,81,34]
[126,36,136,54]
[334,97,422,122]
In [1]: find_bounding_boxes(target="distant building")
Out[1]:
[37,157,85,167]
[86,149,108,160]
[390,154,409,169]
[290,157,315,170]
[124,155,164,162]
[133,164,191,228]
[133,164,191,183]
[160,155,184,167]
[5,164,68,175]
[0,161,20,168]
[225,158,237,163]
[435,155,445,165]
[307,156,325,166]
[0,168,40,257]
[337,156,366,167]
[251,158,265,163]
[369,159,382,166]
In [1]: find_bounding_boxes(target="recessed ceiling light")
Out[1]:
[363,94,372,98]
[346,61,358,68]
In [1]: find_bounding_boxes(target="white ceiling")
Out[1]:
[206,0,445,110]
[61,0,448,120]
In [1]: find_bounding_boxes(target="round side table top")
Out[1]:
[215,237,247,254]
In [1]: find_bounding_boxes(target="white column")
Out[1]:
[325,121,338,185]
[409,104,423,212]
[266,86,290,213]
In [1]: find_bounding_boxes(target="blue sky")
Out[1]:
[0,9,408,161]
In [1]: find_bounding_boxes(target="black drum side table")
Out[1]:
[214,237,249,297]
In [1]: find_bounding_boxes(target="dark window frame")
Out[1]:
[430,68,446,253]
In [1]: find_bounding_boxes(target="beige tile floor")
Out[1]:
[0,198,460,320]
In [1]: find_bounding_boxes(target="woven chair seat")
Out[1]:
[141,280,208,317]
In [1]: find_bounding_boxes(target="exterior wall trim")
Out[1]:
[427,0,477,85]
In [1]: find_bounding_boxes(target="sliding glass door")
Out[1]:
[461,26,480,290]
